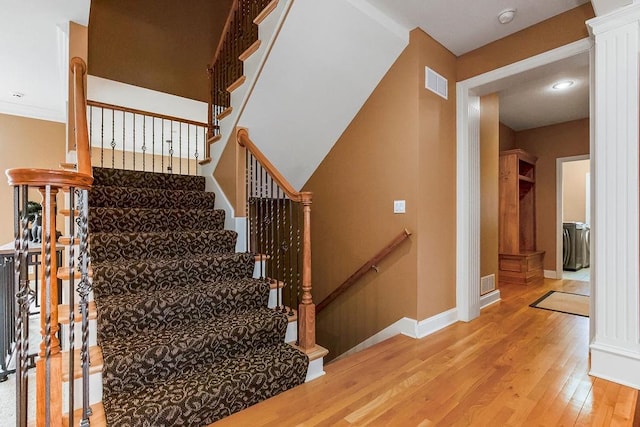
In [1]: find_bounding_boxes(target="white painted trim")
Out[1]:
[544,269,560,279]
[480,290,501,309]
[555,154,590,280]
[203,174,235,230]
[335,308,459,361]
[415,308,459,338]
[590,343,640,389]
[0,101,65,123]
[456,38,592,324]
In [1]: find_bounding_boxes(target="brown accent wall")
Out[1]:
[303,31,421,360]
[457,3,594,82]
[68,22,88,152]
[480,94,499,283]
[88,0,233,102]
[499,123,516,152]
[0,114,67,243]
[415,30,458,320]
[514,118,590,272]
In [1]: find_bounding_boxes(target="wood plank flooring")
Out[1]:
[213,279,638,426]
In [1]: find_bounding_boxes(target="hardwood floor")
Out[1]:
[213,279,638,426]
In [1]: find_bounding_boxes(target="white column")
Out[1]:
[588,3,640,389]
[456,92,481,321]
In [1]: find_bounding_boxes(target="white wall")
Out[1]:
[238,0,408,190]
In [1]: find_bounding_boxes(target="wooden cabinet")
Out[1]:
[498,149,544,285]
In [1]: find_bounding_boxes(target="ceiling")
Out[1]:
[0,0,90,122]
[361,0,592,130]
[2,0,594,130]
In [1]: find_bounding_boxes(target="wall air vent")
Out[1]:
[480,274,496,295]
[425,66,448,99]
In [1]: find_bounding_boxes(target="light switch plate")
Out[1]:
[394,200,406,214]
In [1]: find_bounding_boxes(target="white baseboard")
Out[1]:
[590,342,640,389]
[334,308,459,361]
[480,289,501,309]
[544,270,559,279]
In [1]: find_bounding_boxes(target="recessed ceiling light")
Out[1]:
[10,91,25,98]
[552,80,574,90]
[498,8,516,24]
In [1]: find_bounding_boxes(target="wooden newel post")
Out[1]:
[36,186,62,427]
[298,192,316,351]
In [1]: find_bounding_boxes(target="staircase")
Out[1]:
[88,166,309,425]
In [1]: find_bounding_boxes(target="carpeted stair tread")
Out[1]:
[89,207,225,233]
[90,229,237,263]
[89,185,216,210]
[102,342,308,427]
[96,278,271,339]
[92,252,255,298]
[100,307,289,394]
[92,167,205,191]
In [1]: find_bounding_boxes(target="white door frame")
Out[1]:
[555,154,590,279]
[455,38,593,321]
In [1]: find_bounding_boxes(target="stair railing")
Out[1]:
[6,57,94,427]
[86,100,208,174]
[207,0,274,141]
[236,128,316,351]
[316,230,412,314]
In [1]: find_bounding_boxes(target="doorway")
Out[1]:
[456,38,593,321]
[557,156,590,282]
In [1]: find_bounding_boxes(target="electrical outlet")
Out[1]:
[394,200,406,214]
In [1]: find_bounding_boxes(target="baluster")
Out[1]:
[89,106,94,169]
[179,122,182,175]
[287,198,295,317]
[161,119,165,173]
[194,125,199,169]
[142,115,147,172]
[36,184,62,427]
[186,123,190,176]
[133,113,136,171]
[67,188,76,427]
[14,185,30,427]
[152,117,156,173]
[77,189,92,426]
[122,111,126,169]
[258,164,264,279]
[100,107,104,168]
[111,109,116,168]
[245,149,251,254]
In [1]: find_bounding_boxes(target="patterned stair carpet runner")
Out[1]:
[89,167,308,426]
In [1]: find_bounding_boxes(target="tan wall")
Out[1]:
[499,122,516,152]
[514,118,590,271]
[303,31,421,360]
[68,22,88,152]
[0,114,67,243]
[480,94,499,283]
[457,3,594,81]
[562,159,590,223]
[415,29,458,320]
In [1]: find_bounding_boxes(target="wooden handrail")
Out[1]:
[210,0,240,67]
[236,128,312,203]
[86,100,210,128]
[316,229,412,314]
[71,57,91,177]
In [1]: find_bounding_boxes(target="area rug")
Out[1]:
[530,290,590,317]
